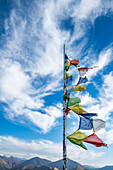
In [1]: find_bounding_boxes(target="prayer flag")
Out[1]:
[66,75,73,84]
[68,104,83,114]
[67,97,81,107]
[79,117,93,130]
[65,66,70,71]
[65,108,70,115]
[93,119,106,132]
[78,76,88,84]
[78,66,98,76]
[65,54,69,60]
[67,129,88,144]
[71,84,86,92]
[65,62,70,67]
[66,72,69,78]
[84,133,107,147]
[70,59,79,67]
[78,113,98,118]
[67,129,88,150]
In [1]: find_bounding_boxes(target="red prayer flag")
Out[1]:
[78,67,89,72]
[78,66,98,72]
[84,133,107,147]
[70,59,79,66]
[65,108,70,115]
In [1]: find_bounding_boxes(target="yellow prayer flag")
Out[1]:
[67,129,87,145]
[65,61,70,67]
[66,72,69,78]
[68,104,83,113]
[72,84,86,92]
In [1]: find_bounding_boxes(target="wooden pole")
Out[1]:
[63,44,67,170]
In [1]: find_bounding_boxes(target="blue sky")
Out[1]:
[0,0,113,168]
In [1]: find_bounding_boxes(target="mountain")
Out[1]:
[12,157,88,170]
[12,156,52,169]
[83,165,97,170]
[51,158,88,170]
[0,156,20,169]
[96,166,113,170]
[1,155,113,170]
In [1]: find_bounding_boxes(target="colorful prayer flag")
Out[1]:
[78,113,98,118]
[93,119,106,132]
[70,59,79,67]
[84,133,107,147]
[66,72,69,78]
[71,84,86,92]
[68,104,83,113]
[66,75,73,84]
[67,129,88,150]
[65,62,70,67]
[67,97,81,107]
[78,76,88,84]
[65,66,70,71]
[65,108,70,115]
[65,54,69,60]
[79,117,93,130]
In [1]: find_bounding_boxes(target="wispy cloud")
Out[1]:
[0,0,113,134]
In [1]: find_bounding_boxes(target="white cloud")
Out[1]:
[71,0,101,20]
[1,0,113,134]
[0,135,105,164]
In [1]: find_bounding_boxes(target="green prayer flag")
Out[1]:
[67,137,87,150]
[79,142,87,150]
[65,66,70,71]
[67,97,81,107]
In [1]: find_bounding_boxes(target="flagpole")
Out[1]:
[63,44,67,170]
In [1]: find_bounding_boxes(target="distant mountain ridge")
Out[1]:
[0,156,112,170]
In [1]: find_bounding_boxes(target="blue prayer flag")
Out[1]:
[78,76,88,84]
[65,54,69,60]
[79,116,93,130]
[78,113,98,118]
[66,75,73,84]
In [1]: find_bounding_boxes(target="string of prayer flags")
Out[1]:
[84,133,107,147]
[67,129,88,150]
[66,75,73,84]
[71,84,86,92]
[63,54,107,151]
[78,76,88,84]
[67,97,81,107]
[70,59,79,67]
[68,104,83,114]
